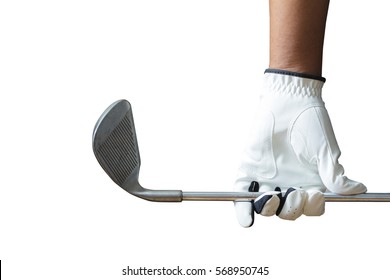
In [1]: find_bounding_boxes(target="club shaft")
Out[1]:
[181,192,390,202]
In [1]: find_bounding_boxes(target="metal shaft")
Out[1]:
[180,191,390,202]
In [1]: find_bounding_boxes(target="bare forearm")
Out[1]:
[269,0,330,76]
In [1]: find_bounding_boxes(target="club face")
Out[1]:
[93,100,142,194]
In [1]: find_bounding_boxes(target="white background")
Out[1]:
[1,0,390,279]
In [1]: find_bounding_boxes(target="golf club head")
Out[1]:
[92,99,182,202]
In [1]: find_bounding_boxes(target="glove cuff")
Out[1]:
[265,68,326,82]
[264,68,325,99]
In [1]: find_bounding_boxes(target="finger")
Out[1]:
[277,188,307,220]
[304,190,325,216]
[234,201,255,228]
[233,181,258,228]
[253,191,280,216]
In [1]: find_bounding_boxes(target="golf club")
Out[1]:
[93,99,390,203]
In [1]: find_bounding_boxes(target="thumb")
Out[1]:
[317,148,367,195]
[290,106,367,195]
[314,107,367,195]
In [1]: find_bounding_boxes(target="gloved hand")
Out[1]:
[234,69,367,227]
[253,183,325,220]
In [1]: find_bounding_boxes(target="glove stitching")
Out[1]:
[288,105,325,168]
[313,107,337,165]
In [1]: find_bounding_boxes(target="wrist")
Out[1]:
[265,68,326,82]
[262,69,325,108]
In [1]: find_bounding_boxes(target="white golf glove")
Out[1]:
[234,69,367,227]
[253,184,325,220]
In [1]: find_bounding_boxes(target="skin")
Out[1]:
[269,0,330,76]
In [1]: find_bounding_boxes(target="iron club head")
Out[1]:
[92,99,182,202]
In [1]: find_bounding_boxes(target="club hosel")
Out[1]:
[132,189,183,202]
